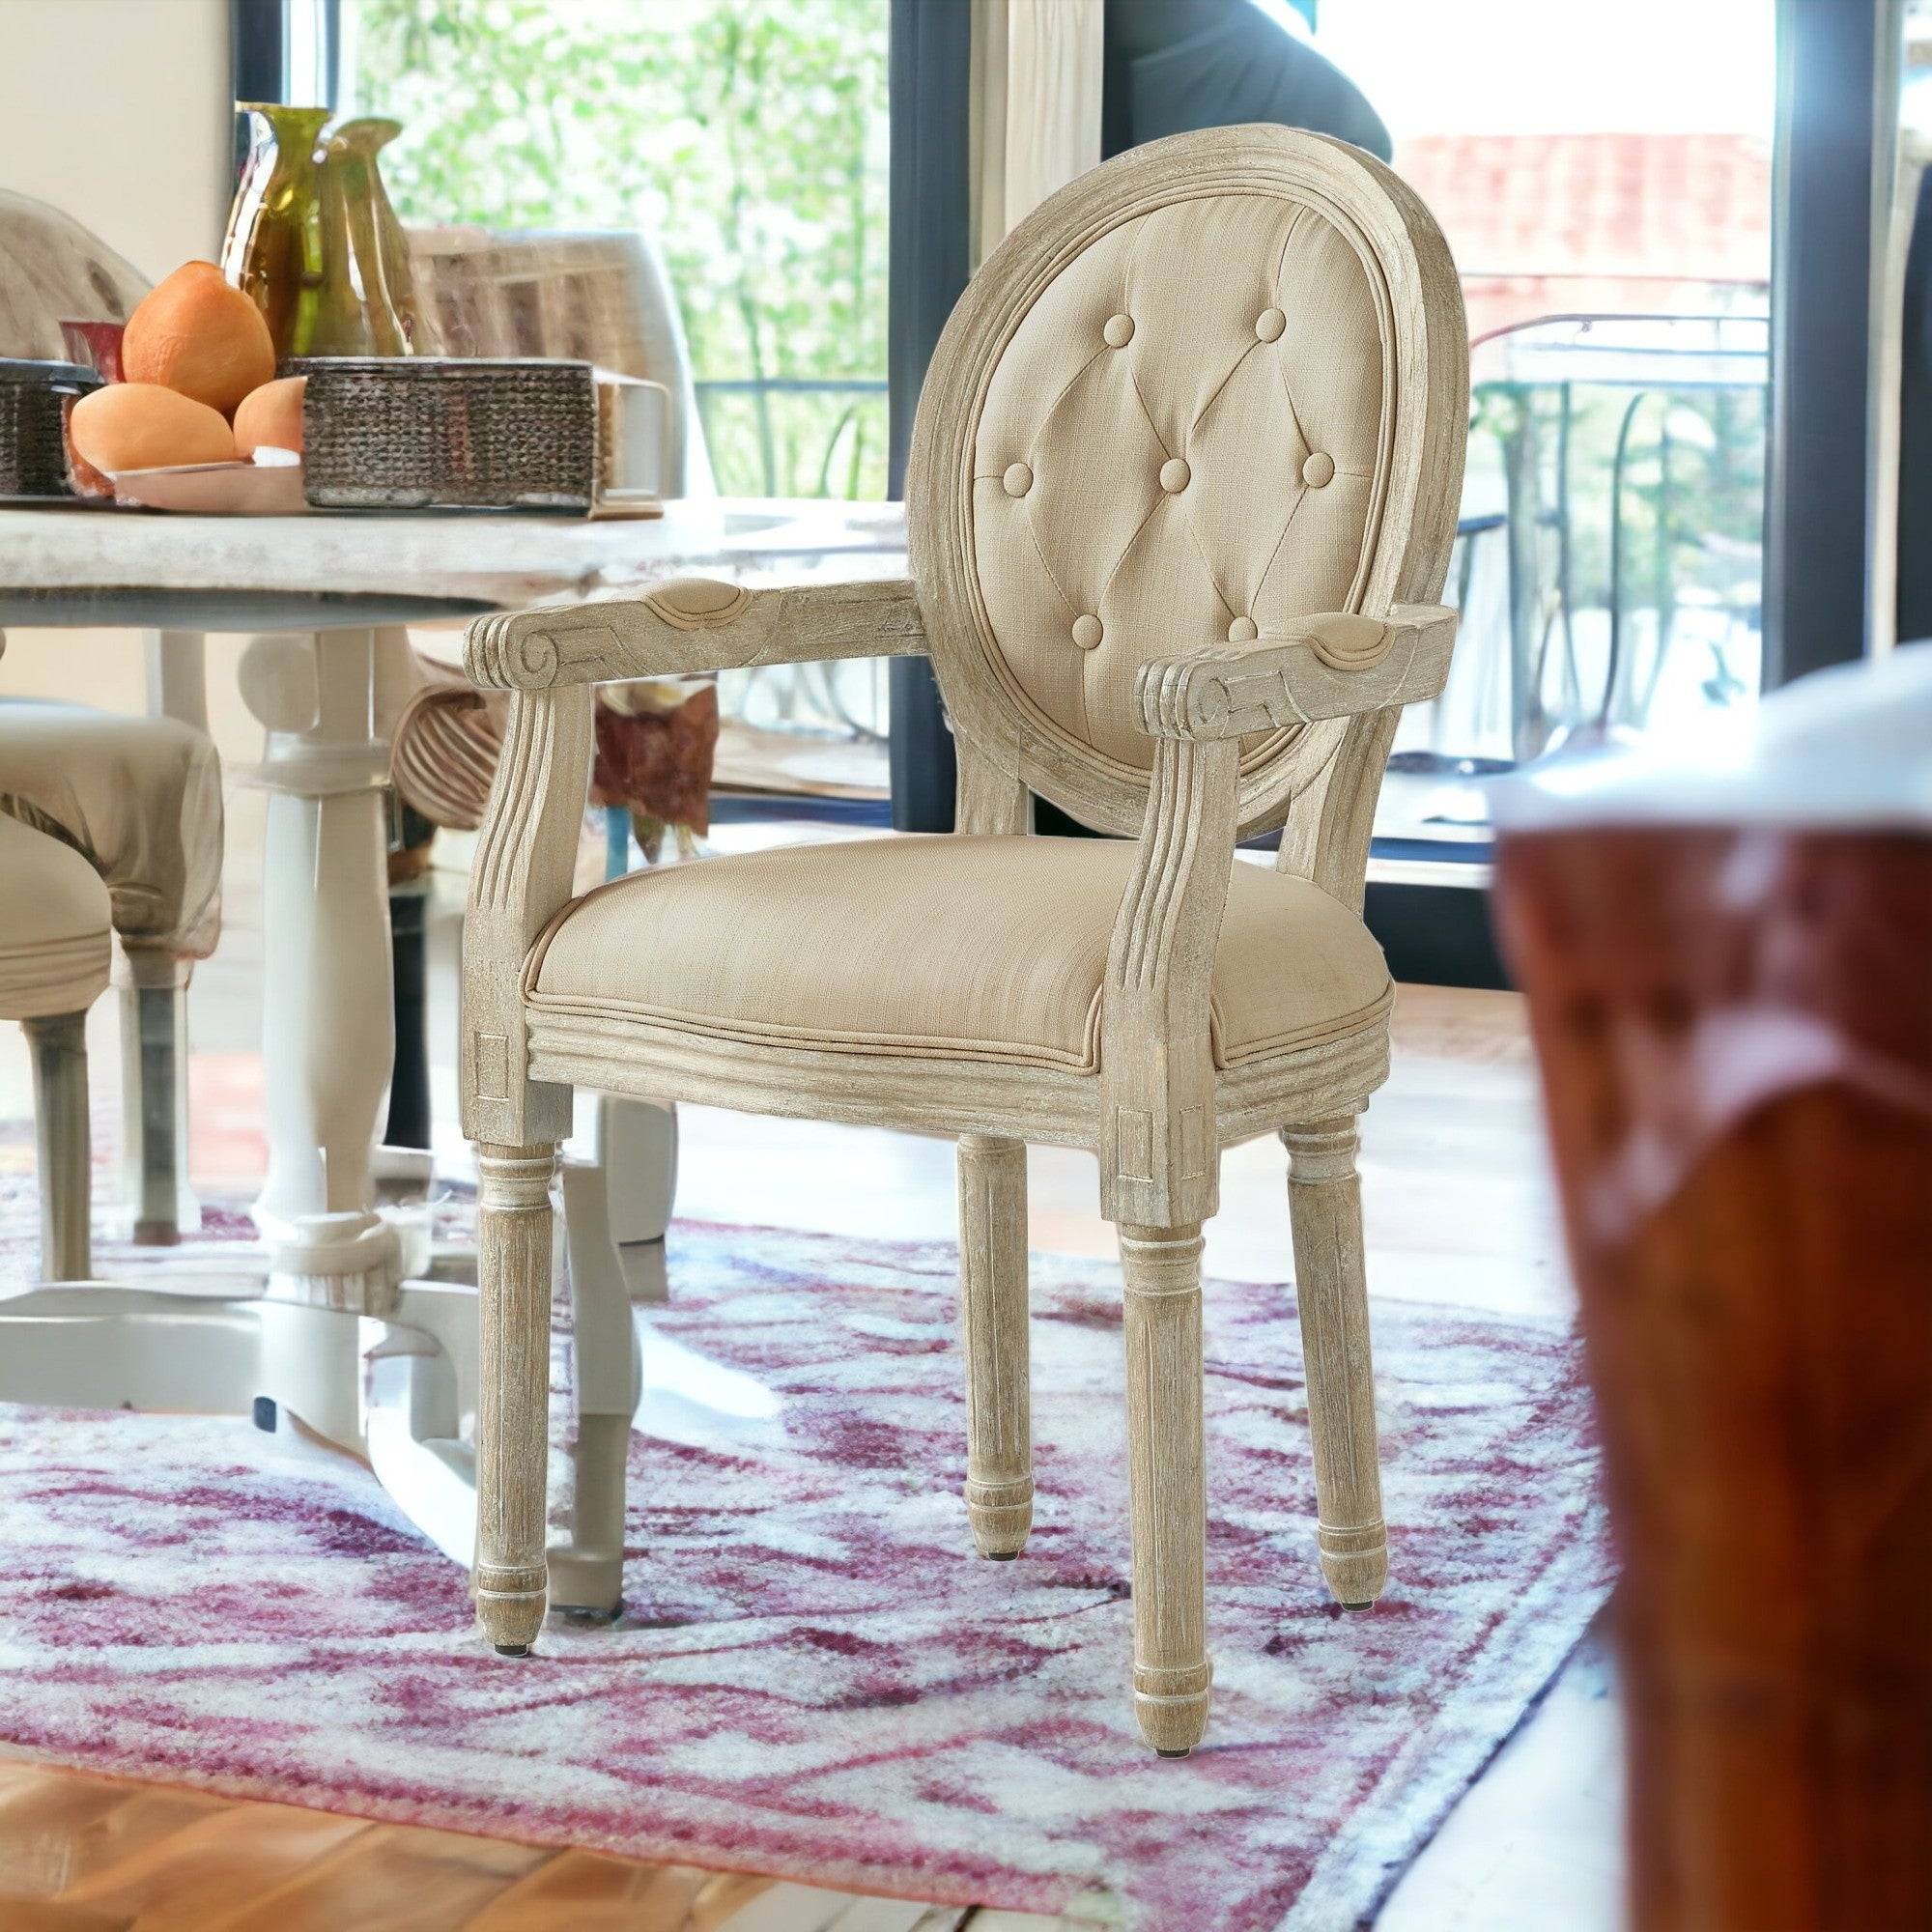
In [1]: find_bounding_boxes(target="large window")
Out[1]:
[341,0,890,502]
[1309,0,1776,849]
[336,0,894,790]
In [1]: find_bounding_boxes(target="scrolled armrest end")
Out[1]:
[1136,604,1458,739]
[466,610,564,691]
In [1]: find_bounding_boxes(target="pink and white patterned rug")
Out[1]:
[0,1194,1609,1931]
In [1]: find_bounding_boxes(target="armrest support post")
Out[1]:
[460,685,594,1147]
[1099,734,1240,1228]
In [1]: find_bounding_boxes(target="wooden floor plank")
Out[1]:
[685,1870,794,1932]
[822,1894,952,1931]
[714,1879,866,1932]
[462,1851,715,1929]
[203,1820,549,1932]
[0,1771,132,1901]
[0,1899,131,1932]
[53,1800,372,1931]
[0,1777,225,1904]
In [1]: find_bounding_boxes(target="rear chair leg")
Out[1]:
[1118,1222,1211,1756]
[474,1142,559,1654]
[1283,1119,1388,1608]
[24,1010,91,1283]
[957,1133,1033,1557]
[120,970,197,1244]
[549,1129,646,1619]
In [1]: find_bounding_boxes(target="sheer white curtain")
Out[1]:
[970,0,1105,268]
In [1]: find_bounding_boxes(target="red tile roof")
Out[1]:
[1395,132,1772,341]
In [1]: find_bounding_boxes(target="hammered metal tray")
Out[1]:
[292,355,600,511]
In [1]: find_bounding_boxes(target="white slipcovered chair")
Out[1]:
[0,698,223,1243]
[458,127,1467,1753]
[0,187,225,1247]
[0,812,113,1279]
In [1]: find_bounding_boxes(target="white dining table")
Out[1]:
[0,496,907,1580]
[0,496,905,1282]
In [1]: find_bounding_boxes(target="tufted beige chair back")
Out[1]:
[909,125,1467,840]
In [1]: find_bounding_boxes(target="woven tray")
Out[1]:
[294,356,599,511]
[0,358,102,500]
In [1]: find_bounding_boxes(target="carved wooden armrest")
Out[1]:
[465,576,926,691]
[1135,602,1458,740]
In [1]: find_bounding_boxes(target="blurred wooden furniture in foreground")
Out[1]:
[1495,647,1932,1932]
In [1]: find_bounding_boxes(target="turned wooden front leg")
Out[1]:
[1119,1223,1212,1756]
[475,1142,558,1653]
[957,1133,1033,1557]
[1283,1119,1387,1608]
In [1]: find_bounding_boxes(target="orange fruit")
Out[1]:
[233,375,306,457]
[70,383,237,472]
[122,262,276,416]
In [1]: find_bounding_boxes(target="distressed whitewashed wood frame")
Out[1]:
[463,577,927,691]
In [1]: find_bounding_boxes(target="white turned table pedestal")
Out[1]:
[242,624,409,1307]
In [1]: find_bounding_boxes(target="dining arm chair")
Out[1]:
[0,699,223,1243]
[457,125,1468,1755]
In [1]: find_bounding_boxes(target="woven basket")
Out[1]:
[294,355,599,511]
[0,358,100,500]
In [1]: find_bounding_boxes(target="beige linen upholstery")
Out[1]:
[527,835,1390,1072]
[973,193,1385,770]
[0,703,223,969]
[0,811,111,1020]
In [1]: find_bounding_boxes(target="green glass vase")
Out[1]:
[222,105,418,360]
[311,117,419,356]
[222,104,330,360]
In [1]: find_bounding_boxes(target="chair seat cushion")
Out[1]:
[0,701,222,962]
[0,812,112,1022]
[525,835,1391,1073]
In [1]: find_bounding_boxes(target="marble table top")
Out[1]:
[0,498,909,631]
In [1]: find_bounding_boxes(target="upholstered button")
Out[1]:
[1071,614,1104,650]
[1003,462,1033,497]
[1227,615,1259,642]
[1301,451,1336,488]
[1159,457,1190,494]
[1103,313,1135,348]
[1255,307,1286,343]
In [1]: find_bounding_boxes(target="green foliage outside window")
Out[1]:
[349,0,890,499]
